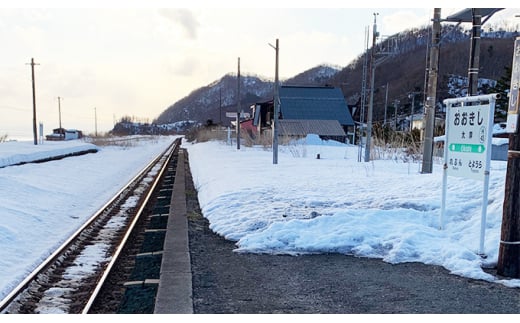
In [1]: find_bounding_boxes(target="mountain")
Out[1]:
[327,25,517,122]
[284,64,341,86]
[151,24,518,132]
[154,74,271,128]
[153,65,341,129]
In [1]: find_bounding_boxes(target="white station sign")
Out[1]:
[445,104,492,181]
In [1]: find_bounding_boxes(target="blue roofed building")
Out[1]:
[251,85,355,143]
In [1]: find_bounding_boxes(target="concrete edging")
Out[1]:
[154,149,193,314]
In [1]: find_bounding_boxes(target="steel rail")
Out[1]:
[0,138,180,313]
[81,138,179,313]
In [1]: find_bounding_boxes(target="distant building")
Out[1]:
[46,128,83,141]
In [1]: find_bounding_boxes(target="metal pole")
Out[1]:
[236,57,241,150]
[440,111,449,230]
[272,39,279,164]
[468,8,481,96]
[421,8,441,174]
[364,13,378,162]
[478,97,496,255]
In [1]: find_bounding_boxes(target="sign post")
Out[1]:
[441,94,498,256]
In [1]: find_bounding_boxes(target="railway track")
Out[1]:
[0,137,181,314]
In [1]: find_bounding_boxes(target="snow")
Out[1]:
[0,140,99,168]
[186,134,520,288]
[0,133,518,306]
[0,136,179,300]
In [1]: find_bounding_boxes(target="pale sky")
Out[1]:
[0,1,518,139]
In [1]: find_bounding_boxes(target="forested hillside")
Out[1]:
[151,24,518,132]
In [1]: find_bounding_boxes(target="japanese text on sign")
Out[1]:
[446,104,490,181]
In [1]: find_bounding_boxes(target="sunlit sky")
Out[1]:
[0,1,518,139]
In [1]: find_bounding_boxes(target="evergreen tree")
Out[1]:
[489,65,512,122]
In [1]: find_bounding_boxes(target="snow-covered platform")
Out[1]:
[0,140,98,168]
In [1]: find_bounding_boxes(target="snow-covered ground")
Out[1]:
[186,135,520,288]
[0,133,518,305]
[0,136,178,300]
[0,140,99,168]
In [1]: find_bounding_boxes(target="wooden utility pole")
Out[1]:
[498,131,520,278]
[236,57,240,150]
[421,9,441,174]
[497,37,520,278]
[27,58,40,145]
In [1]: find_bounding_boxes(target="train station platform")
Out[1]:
[154,148,193,314]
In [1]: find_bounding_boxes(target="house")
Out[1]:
[278,119,347,143]
[250,85,355,143]
[45,128,83,141]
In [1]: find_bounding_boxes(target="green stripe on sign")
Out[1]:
[448,143,486,153]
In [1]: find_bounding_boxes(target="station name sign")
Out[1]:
[445,102,493,181]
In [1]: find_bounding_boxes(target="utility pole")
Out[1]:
[219,88,222,125]
[421,8,441,174]
[497,37,520,278]
[56,96,63,129]
[94,107,98,137]
[364,12,378,162]
[394,100,399,130]
[410,93,415,132]
[384,83,389,125]
[358,26,370,162]
[269,39,280,164]
[409,91,420,132]
[236,57,240,150]
[27,58,39,145]
[467,8,481,96]
[498,125,520,278]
